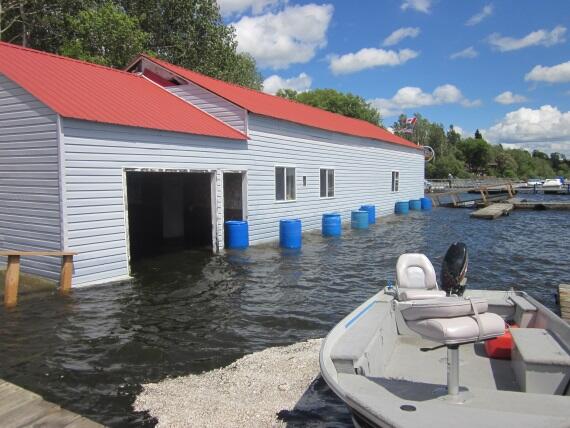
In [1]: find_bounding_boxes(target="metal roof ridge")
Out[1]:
[0,42,139,78]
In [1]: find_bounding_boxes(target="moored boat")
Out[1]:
[542,178,563,194]
[320,243,570,427]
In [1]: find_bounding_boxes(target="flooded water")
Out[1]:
[1,200,569,426]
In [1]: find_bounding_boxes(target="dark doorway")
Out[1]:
[223,172,245,221]
[126,171,213,261]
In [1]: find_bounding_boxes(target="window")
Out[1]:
[391,171,400,192]
[275,167,296,201]
[320,169,335,197]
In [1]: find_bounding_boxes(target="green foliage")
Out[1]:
[457,138,492,173]
[121,0,262,89]
[275,88,299,100]
[60,2,148,67]
[276,88,382,126]
[1,0,262,89]
[398,114,569,179]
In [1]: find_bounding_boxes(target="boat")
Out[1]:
[542,178,563,194]
[320,243,570,428]
[526,178,543,187]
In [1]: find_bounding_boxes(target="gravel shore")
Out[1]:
[133,339,326,427]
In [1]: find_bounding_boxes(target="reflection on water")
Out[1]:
[0,204,569,426]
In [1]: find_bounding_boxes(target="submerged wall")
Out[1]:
[60,114,423,286]
[0,74,62,279]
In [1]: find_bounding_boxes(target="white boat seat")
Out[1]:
[400,297,505,345]
[398,289,446,301]
[396,253,446,300]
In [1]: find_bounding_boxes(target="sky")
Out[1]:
[217,0,570,156]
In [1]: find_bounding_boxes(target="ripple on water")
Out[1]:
[0,202,569,426]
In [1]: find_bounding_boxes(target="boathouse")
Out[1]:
[0,42,424,286]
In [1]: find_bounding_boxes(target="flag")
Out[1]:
[405,117,417,126]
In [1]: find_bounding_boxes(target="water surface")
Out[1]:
[0,202,568,426]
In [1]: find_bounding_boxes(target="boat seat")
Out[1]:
[396,253,446,301]
[400,297,505,344]
[511,328,570,394]
[397,296,505,396]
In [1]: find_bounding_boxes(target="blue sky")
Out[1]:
[218,0,570,155]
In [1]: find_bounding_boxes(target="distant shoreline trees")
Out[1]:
[393,114,569,179]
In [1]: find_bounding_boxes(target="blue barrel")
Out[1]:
[395,201,409,214]
[420,197,433,211]
[225,220,249,249]
[409,199,421,211]
[280,219,302,249]
[360,205,376,224]
[351,210,369,229]
[322,213,342,237]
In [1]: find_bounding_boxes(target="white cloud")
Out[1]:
[369,84,481,117]
[488,25,566,52]
[329,48,418,75]
[484,105,570,156]
[232,4,334,69]
[450,46,478,59]
[401,0,431,13]
[466,4,493,26]
[217,0,283,16]
[262,72,312,94]
[525,61,570,83]
[383,27,420,47]
[494,91,528,104]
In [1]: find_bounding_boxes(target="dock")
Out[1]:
[470,203,514,219]
[558,284,570,322]
[0,379,103,427]
[508,199,570,210]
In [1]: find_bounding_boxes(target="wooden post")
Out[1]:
[4,255,21,308]
[558,284,570,321]
[479,188,487,205]
[59,255,74,295]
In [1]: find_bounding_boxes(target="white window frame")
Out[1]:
[275,166,296,202]
[391,170,400,192]
[320,168,335,198]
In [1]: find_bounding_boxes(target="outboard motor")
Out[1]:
[441,242,468,296]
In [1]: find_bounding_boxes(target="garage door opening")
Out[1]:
[126,171,214,261]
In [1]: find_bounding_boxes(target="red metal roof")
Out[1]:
[0,42,246,140]
[142,55,420,150]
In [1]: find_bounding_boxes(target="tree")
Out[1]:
[532,149,549,160]
[447,125,461,146]
[60,2,148,67]
[2,0,263,89]
[495,151,518,177]
[474,129,483,139]
[458,137,492,173]
[121,0,262,89]
[277,88,382,126]
[275,88,299,100]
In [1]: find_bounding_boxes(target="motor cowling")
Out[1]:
[441,242,468,296]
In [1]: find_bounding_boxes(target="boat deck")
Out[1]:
[384,336,519,392]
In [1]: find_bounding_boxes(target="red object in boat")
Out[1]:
[485,323,518,359]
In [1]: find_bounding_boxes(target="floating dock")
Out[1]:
[508,199,570,210]
[559,284,570,322]
[470,203,514,219]
[0,379,103,427]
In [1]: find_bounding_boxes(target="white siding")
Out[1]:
[246,115,424,242]
[61,114,423,286]
[166,84,247,134]
[0,74,62,279]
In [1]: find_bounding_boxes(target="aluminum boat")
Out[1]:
[320,243,570,428]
